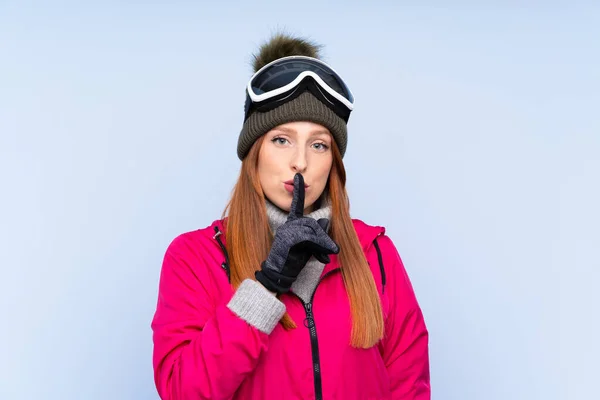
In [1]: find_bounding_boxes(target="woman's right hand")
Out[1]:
[255,173,339,294]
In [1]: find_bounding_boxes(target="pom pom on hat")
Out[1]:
[251,33,322,72]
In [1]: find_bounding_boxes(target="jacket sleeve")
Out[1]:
[151,234,286,400]
[377,235,431,399]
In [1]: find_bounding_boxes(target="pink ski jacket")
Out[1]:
[151,218,430,399]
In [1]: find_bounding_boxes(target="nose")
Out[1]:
[291,147,308,173]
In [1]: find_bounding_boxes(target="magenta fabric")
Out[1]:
[151,218,430,399]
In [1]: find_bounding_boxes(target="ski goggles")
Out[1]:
[244,56,355,122]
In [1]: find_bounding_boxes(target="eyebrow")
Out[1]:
[274,127,331,137]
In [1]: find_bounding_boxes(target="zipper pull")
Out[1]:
[304,303,315,328]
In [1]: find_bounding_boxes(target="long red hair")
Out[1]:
[223,136,384,348]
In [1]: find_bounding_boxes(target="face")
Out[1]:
[258,121,334,214]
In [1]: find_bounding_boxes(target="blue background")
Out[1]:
[1,1,598,399]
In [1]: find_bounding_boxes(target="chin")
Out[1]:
[270,196,315,213]
[277,202,292,212]
[269,197,291,212]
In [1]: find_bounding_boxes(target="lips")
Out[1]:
[283,180,309,193]
[283,179,309,188]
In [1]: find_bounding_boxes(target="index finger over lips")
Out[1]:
[287,173,305,221]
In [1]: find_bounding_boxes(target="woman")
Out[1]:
[151,34,430,400]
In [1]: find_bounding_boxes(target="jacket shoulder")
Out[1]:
[161,219,227,279]
[166,219,225,250]
[351,218,386,248]
[351,218,402,262]
[351,218,409,295]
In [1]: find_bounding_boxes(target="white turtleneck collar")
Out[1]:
[265,196,332,234]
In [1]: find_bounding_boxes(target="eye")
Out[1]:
[271,136,289,146]
[312,142,330,151]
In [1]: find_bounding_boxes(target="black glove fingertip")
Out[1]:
[314,252,331,264]
[317,218,329,231]
[332,241,340,254]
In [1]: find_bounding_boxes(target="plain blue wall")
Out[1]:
[1,2,598,399]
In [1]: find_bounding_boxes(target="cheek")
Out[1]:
[320,155,333,180]
[258,149,281,190]
[311,158,333,193]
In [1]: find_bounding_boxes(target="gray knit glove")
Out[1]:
[255,173,339,294]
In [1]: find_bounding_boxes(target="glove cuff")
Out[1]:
[255,263,297,294]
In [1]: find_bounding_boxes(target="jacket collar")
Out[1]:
[211,217,386,278]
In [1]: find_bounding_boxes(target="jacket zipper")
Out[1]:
[212,226,230,282]
[294,268,340,400]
